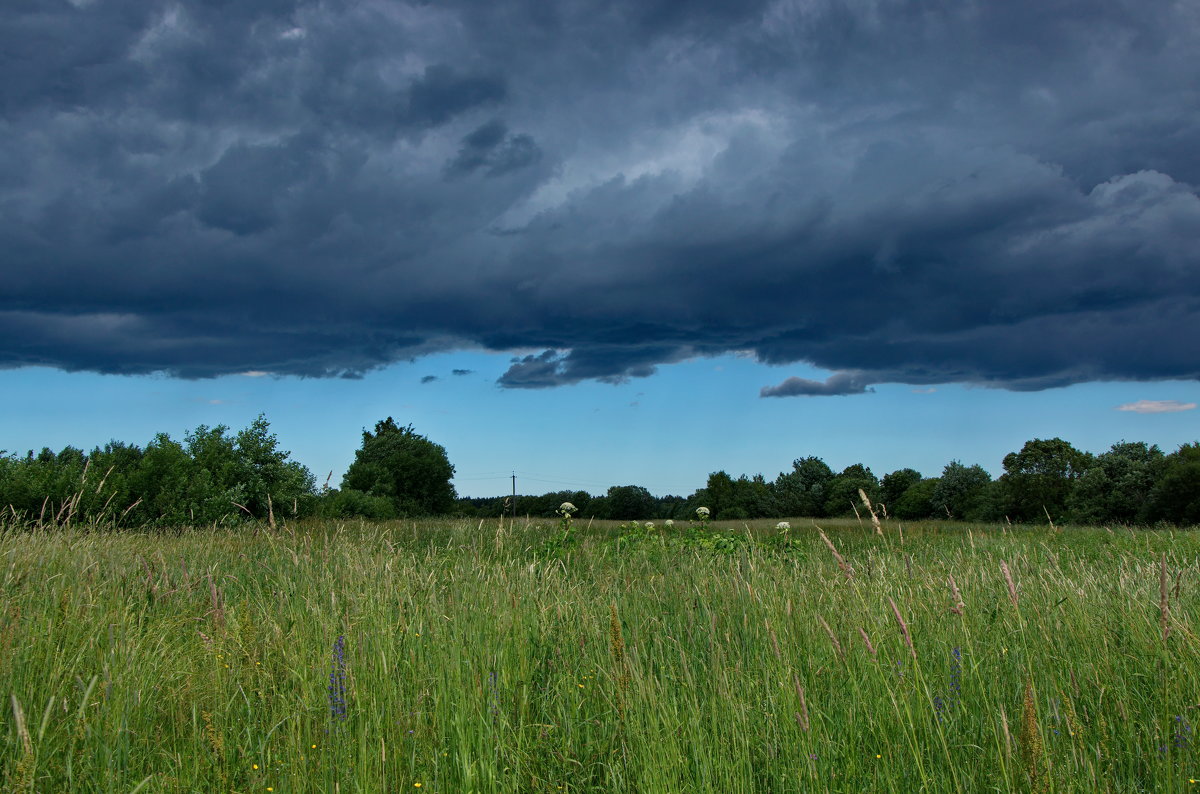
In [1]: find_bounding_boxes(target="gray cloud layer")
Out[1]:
[761,372,874,397]
[2,0,1198,395]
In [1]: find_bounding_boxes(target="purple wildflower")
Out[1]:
[1174,714,1193,750]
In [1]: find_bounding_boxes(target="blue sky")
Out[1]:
[2,355,1196,498]
[2,1,1198,497]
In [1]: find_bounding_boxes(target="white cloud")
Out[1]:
[1115,399,1197,414]
[911,387,937,394]
[240,370,269,377]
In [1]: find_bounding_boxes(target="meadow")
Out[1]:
[0,516,1197,792]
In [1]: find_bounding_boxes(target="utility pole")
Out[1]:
[511,471,517,523]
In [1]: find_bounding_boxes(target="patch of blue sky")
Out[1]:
[1,356,1196,499]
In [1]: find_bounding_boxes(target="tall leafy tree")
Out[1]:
[1068,441,1166,525]
[932,461,993,520]
[342,419,456,517]
[880,468,923,513]
[704,471,736,519]
[998,438,1093,522]
[823,464,879,517]
[773,457,835,517]
[234,415,316,519]
[603,485,657,520]
[1144,443,1200,526]
[892,478,939,520]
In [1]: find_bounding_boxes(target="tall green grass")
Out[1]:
[1,517,1197,792]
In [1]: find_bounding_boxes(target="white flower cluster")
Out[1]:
[644,522,655,529]
[776,521,791,530]
[664,519,674,527]
[558,502,577,515]
[696,506,710,518]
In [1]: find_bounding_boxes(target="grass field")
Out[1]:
[1,516,1198,792]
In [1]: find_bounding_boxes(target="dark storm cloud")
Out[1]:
[2,0,1198,394]
[443,120,542,178]
[761,372,874,398]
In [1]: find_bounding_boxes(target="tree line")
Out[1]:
[2,415,1198,527]
[0,416,455,527]
[458,438,1200,527]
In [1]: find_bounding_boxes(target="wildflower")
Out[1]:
[645,522,654,529]
[1175,714,1194,750]
[664,519,674,527]
[876,754,882,759]
[414,784,422,788]
[696,507,710,518]
[253,764,259,770]
[776,521,790,530]
[558,502,577,516]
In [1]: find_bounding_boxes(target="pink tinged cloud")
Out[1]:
[1115,400,1197,414]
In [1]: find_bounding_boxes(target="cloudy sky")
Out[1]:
[2,0,1197,496]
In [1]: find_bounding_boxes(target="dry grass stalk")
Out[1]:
[6,695,34,792]
[948,575,965,616]
[1043,505,1058,532]
[817,615,844,660]
[267,494,276,530]
[1021,679,1047,791]
[764,618,782,660]
[10,695,31,756]
[1160,552,1170,643]
[208,573,224,627]
[888,597,917,660]
[1060,687,1083,746]
[139,556,159,599]
[1000,705,1013,758]
[1001,559,1019,608]
[119,497,142,523]
[94,464,115,495]
[793,674,810,732]
[609,603,630,721]
[857,626,877,658]
[817,528,853,579]
[859,488,883,535]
